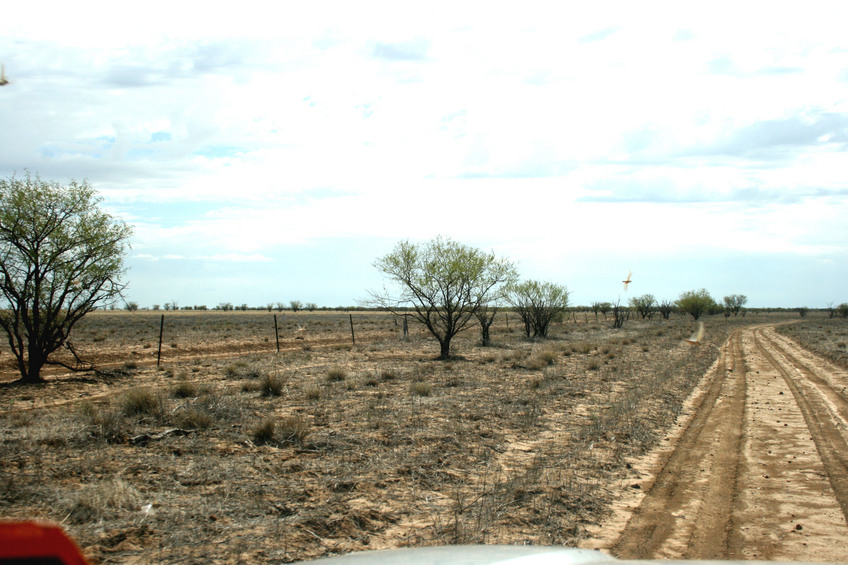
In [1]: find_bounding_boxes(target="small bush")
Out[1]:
[197,389,246,423]
[380,369,397,381]
[278,416,309,444]
[260,374,285,397]
[411,381,433,397]
[526,357,548,371]
[537,349,558,365]
[241,380,262,393]
[176,406,214,430]
[305,387,322,401]
[252,418,276,445]
[224,361,249,378]
[79,402,129,443]
[326,367,347,382]
[574,342,594,354]
[120,387,162,417]
[172,380,198,399]
[364,374,379,387]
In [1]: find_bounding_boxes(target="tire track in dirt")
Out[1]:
[610,329,747,559]
[607,324,848,562]
[754,327,848,523]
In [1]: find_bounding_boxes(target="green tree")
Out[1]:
[474,301,507,347]
[723,294,748,316]
[0,174,132,383]
[629,293,656,319]
[368,237,517,359]
[676,289,718,320]
[506,280,570,338]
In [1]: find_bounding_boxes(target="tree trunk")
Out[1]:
[480,324,491,347]
[438,337,452,360]
[19,350,46,383]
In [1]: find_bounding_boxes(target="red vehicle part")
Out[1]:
[0,521,90,565]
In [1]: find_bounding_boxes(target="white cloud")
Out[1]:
[3,1,848,307]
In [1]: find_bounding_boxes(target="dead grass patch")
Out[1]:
[0,310,797,563]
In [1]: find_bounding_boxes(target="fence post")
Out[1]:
[156,314,164,368]
[349,314,356,345]
[273,314,280,353]
[403,314,408,339]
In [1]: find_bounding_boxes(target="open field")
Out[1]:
[1,311,847,563]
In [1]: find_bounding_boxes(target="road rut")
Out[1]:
[600,324,848,562]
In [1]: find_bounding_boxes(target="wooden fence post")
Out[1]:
[273,314,280,353]
[349,314,356,345]
[156,314,165,368]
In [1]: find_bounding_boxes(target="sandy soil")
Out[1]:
[583,323,848,562]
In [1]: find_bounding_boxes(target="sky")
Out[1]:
[1,1,846,309]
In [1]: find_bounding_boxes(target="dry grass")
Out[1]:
[0,310,804,563]
[777,318,848,369]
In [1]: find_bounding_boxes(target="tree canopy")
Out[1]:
[723,294,748,316]
[676,288,718,320]
[369,236,517,359]
[506,280,570,338]
[0,174,132,383]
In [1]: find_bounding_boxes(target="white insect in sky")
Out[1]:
[684,321,705,345]
[622,270,632,291]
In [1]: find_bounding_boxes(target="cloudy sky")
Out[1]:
[2,1,846,309]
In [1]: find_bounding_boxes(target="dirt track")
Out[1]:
[594,324,848,562]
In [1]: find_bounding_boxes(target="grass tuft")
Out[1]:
[260,374,285,397]
[252,418,276,445]
[278,416,309,444]
[326,367,347,382]
[120,387,162,418]
[410,381,433,396]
